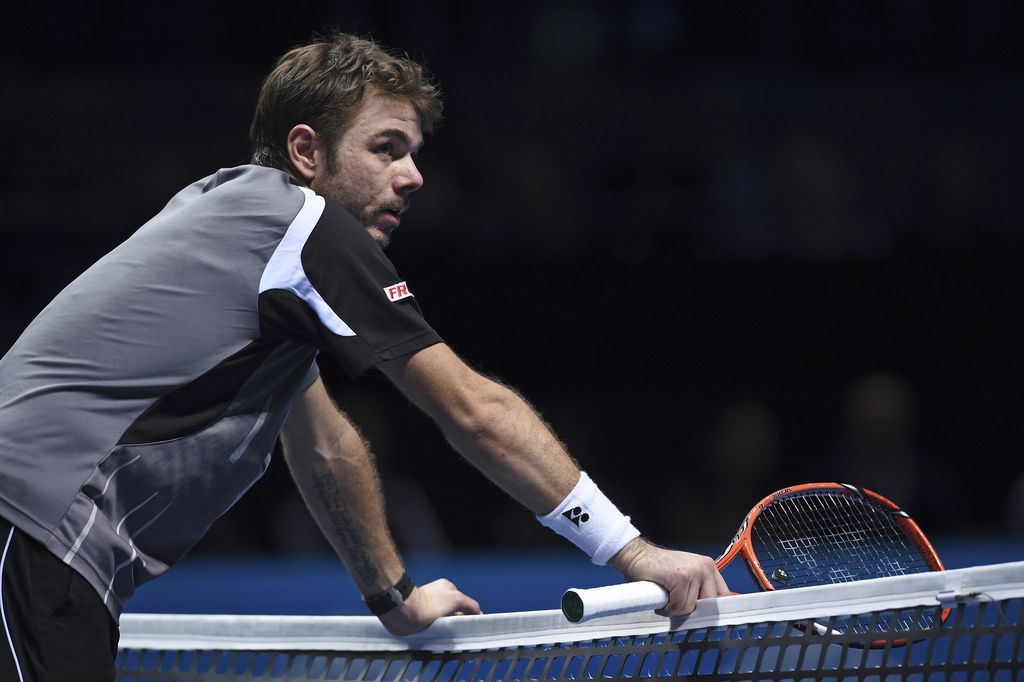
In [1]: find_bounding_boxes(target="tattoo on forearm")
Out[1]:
[311,472,379,584]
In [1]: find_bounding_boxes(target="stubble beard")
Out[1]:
[367,225,391,249]
[313,176,392,249]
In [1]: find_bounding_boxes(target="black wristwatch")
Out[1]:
[363,571,416,616]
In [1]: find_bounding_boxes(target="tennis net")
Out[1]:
[117,561,1024,681]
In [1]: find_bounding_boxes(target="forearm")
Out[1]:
[451,385,728,609]
[281,377,482,634]
[438,378,580,514]
[281,389,403,595]
[382,344,580,514]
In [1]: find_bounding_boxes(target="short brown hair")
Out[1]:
[249,32,443,173]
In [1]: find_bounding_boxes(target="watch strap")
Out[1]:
[363,571,415,616]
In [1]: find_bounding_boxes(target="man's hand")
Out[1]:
[378,579,482,636]
[609,539,730,616]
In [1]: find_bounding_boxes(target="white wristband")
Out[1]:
[536,471,641,566]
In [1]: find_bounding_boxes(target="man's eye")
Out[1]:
[374,144,392,156]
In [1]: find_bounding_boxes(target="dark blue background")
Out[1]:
[3,3,1023,557]
[127,539,1024,615]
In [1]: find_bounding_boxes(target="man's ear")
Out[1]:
[287,124,322,184]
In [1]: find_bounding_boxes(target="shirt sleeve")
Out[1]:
[299,360,321,392]
[258,196,442,377]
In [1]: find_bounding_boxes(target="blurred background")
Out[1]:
[3,1,1023,573]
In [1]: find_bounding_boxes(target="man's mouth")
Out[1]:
[380,206,406,227]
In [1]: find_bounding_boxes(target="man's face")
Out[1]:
[312,89,425,248]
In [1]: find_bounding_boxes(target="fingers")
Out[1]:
[635,549,730,617]
[425,578,483,616]
[713,567,731,596]
[683,574,702,613]
[379,578,482,636]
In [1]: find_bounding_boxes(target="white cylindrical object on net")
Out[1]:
[561,581,668,623]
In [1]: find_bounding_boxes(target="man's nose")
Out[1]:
[394,157,423,195]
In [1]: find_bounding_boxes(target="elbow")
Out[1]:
[282,414,369,470]
[444,378,518,449]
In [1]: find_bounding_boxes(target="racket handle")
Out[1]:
[561,581,669,623]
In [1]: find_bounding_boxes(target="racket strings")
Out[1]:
[751,491,930,590]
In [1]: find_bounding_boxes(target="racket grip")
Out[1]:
[561,581,669,623]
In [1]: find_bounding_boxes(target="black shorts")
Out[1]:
[1,517,119,682]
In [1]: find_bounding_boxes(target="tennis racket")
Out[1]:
[561,482,945,627]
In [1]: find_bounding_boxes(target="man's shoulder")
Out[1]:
[183,163,299,200]
[202,164,294,191]
[162,164,304,220]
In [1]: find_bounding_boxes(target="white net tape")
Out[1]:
[117,561,1024,681]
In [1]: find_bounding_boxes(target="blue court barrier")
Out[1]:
[125,536,1023,616]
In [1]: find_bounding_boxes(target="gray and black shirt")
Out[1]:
[0,165,440,618]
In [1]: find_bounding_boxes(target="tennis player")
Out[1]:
[0,32,728,681]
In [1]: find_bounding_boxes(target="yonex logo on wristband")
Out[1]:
[538,472,640,566]
[384,281,414,302]
[563,506,590,527]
